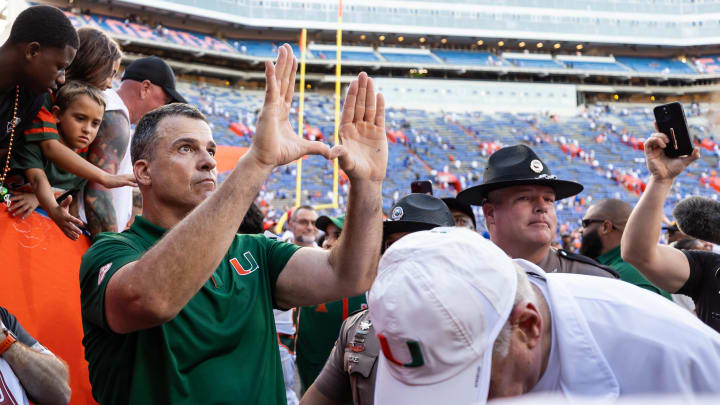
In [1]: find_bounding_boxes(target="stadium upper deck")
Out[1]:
[101,0,720,46]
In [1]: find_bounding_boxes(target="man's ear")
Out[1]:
[509,302,542,349]
[139,80,152,100]
[24,42,41,62]
[482,202,495,226]
[133,160,151,187]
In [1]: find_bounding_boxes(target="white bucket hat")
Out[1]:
[368,227,517,405]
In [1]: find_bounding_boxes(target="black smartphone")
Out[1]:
[411,180,433,195]
[653,102,694,157]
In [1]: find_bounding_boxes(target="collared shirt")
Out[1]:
[526,266,720,399]
[79,215,300,405]
[536,247,616,278]
[596,246,672,299]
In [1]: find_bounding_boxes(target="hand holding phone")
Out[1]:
[653,102,694,157]
[411,180,433,195]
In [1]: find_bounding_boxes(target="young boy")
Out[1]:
[10,81,132,239]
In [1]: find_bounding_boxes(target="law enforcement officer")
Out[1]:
[299,193,454,405]
[457,144,617,278]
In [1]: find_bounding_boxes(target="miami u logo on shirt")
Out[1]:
[229,252,260,276]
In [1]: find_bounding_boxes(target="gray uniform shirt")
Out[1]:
[313,309,378,405]
[537,247,618,278]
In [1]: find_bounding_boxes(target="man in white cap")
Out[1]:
[369,227,720,404]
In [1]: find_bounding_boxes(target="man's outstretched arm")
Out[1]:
[621,132,699,292]
[103,44,334,334]
[275,72,387,309]
[3,341,71,405]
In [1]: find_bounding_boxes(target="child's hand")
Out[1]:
[49,196,84,240]
[103,173,137,189]
[8,191,39,219]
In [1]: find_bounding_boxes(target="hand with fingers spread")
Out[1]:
[48,195,84,240]
[645,131,699,181]
[8,191,39,219]
[247,44,332,169]
[331,72,388,183]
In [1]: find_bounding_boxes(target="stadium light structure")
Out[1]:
[379,34,385,41]
[420,37,426,43]
[498,40,504,47]
[554,43,561,49]
[576,44,584,50]
[441,37,447,44]
[518,41,525,48]
[360,34,366,40]
[398,36,404,42]
[476,39,483,46]
[536,42,543,48]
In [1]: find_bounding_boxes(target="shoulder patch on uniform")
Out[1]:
[98,263,112,286]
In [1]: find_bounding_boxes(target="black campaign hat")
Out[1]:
[383,194,455,238]
[457,144,583,205]
[442,197,476,229]
[122,56,187,104]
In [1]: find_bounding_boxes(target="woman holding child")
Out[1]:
[8,27,134,239]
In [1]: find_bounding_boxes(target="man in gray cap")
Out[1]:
[300,193,455,405]
[80,56,186,235]
[457,144,616,278]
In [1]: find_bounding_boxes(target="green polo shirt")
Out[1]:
[597,246,672,300]
[79,215,300,405]
[296,294,367,391]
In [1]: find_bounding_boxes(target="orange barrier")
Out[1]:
[214,145,248,173]
[1,210,95,404]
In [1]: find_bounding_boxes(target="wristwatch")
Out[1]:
[0,325,17,356]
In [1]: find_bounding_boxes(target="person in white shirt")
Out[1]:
[369,227,720,405]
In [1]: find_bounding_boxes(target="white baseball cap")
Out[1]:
[368,227,517,405]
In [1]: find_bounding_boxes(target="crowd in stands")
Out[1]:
[5,5,720,405]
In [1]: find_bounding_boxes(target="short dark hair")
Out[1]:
[8,6,79,49]
[66,27,122,88]
[132,103,206,164]
[54,80,106,112]
[238,203,265,234]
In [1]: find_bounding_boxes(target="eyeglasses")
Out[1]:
[581,219,605,228]
[581,218,622,230]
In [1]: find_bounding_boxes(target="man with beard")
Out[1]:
[581,199,671,298]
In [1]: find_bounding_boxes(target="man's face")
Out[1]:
[140,116,217,212]
[54,95,105,150]
[579,206,606,259]
[451,209,475,230]
[138,81,172,120]
[483,185,557,250]
[321,223,341,250]
[25,44,76,94]
[290,208,318,246]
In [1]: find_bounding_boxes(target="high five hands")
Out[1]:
[247,44,387,183]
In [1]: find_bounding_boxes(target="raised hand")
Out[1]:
[330,72,388,183]
[644,131,699,181]
[48,195,84,240]
[247,44,331,168]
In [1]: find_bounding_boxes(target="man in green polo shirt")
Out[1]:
[296,214,367,392]
[580,198,671,299]
[79,44,387,405]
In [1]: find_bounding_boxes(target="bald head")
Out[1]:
[588,199,633,227]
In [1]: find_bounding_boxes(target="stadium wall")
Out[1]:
[374,78,578,114]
